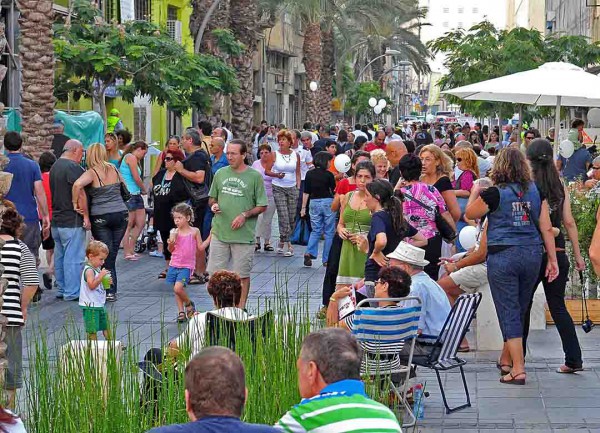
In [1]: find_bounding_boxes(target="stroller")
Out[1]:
[134,204,159,254]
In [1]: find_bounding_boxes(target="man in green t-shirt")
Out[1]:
[208,139,267,307]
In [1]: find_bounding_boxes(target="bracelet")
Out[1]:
[330,296,337,302]
[241,211,248,218]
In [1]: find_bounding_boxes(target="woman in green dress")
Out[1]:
[336,161,376,287]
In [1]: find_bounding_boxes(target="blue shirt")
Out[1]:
[558,147,592,182]
[210,153,229,175]
[409,271,451,341]
[146,416,278,433]
[5,153,42,222]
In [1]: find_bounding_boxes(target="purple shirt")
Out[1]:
[252,160,273,198]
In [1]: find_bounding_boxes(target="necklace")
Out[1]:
[280,151,292,163]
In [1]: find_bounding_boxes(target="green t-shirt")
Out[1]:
[209,166,268,244]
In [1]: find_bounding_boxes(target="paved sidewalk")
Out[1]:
[24,242,600,432]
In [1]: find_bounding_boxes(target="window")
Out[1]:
[443,21,449,27]
[443,7,449,13]
[458,22,463,28]
[166,7,182,43]
[472,7,478,13]
[134,0,150,20]
[167,5,178,21]
[133,107,147,142]
[458,7,464,13]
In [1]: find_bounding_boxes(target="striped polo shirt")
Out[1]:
[1,239,39,326]
[276,379,402,433]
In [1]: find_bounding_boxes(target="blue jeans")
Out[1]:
[306,198,335,263]
[52,226,86,301]
[91,211,128,295]
[487,244,543,340]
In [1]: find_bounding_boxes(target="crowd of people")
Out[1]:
[3,114,600,432]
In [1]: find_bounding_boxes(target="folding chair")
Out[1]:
[206,310,274,351]
[412,292,482,414]
[352,297,422,428]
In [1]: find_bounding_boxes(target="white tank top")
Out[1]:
[272,150,298,188]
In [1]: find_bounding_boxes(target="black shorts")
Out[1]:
[41,227,55,250]
[192,201,208,230]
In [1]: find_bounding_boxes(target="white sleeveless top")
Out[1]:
[272,150,298,188]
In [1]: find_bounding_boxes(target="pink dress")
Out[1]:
[170,232,197,271]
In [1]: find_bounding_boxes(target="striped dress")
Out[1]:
[1,239,39,326]
[276,379,402,433]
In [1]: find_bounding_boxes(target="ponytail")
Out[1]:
[366,179,406,236]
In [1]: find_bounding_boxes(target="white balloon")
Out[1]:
[309,81,318,92]
[368,97,378,108]
[334,154,352,173]
[559,139,574,159]
[589,108,600,127]
[378,99,387,109]
[374,106,382,114]
[458,226,478,250]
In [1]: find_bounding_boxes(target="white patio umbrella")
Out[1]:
[443,62,600,150]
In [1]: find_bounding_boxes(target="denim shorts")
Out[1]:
[166,267,191,286]
[126,194,144,211]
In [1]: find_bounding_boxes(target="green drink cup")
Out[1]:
[101,272,111,289]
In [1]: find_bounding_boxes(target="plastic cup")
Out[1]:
[101,272,111,289]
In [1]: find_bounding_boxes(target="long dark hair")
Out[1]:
[366,179,405,235]
[119,140,148,165]
[490,147,531,192]
[526,138,564,213]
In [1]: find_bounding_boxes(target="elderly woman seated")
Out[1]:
[167,270,253,359]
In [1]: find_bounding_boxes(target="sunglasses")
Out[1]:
[456,158,463,162]
[164,156,174,161]
[374,279,386,285]
[526,136,534,140]
[593,166,600,170]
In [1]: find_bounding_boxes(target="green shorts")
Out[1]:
[82,306,108,334]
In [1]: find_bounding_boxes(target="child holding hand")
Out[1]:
[79,240,112,340]
[166,203,206,322]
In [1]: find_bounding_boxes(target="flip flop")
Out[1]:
[496,361,512,376]
[500,371,526,385]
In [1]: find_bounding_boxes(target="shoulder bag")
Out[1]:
[404,189,457,242]
[112,166,131,202]
[183,150,213,207]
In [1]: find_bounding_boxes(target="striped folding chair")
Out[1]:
[352,296,422,428]
[412,292,482,414]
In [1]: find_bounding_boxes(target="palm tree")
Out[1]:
[318,25,334,124]
[229,0,260,142]
[17,0,55,157]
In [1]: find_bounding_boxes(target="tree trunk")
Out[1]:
[319,26,334,125]
[230,0,258,142]
[302,21,322,124]
[17,0,55,158]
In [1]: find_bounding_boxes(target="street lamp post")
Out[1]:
[356,49,403,82]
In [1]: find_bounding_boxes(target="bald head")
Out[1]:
[210,137,225,156]
[385,140,407,167]
[62,139,84,162]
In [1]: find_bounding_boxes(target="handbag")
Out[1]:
[183,150,213,207]
[291,216,311,246]
[113,166,131,202]
[404,190,457,242]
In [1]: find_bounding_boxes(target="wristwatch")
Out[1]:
[241,211,248,218]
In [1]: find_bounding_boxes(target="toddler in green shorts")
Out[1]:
[79,240,112,340]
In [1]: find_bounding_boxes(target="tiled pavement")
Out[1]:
[23,241,600,432]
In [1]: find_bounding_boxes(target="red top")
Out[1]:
[364,142,387,152]
[335,178,358,195]
[41,172,52,220]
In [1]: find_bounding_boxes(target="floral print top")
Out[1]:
[401,182,447,239]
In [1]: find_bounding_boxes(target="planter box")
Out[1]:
[545,299,600,324]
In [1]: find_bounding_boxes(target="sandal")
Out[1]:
[556,365,584,374]
[496,361,513,376]
[158,270,167,279]
[255,242,261,252]
[500,371,526,385]
[284,245,294,257]
[276,242,285,254]
[177,311,187,323]
[185,301,196,318]
[263,243,274,252]
[124,254,139,261]
[188,273,207,285]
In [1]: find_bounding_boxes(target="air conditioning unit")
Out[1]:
[167,20,182,43]
[275,83,283,93]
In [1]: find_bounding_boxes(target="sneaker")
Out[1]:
[106,293,117,302]
[149,250,164,258]
[303,255,312,267]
